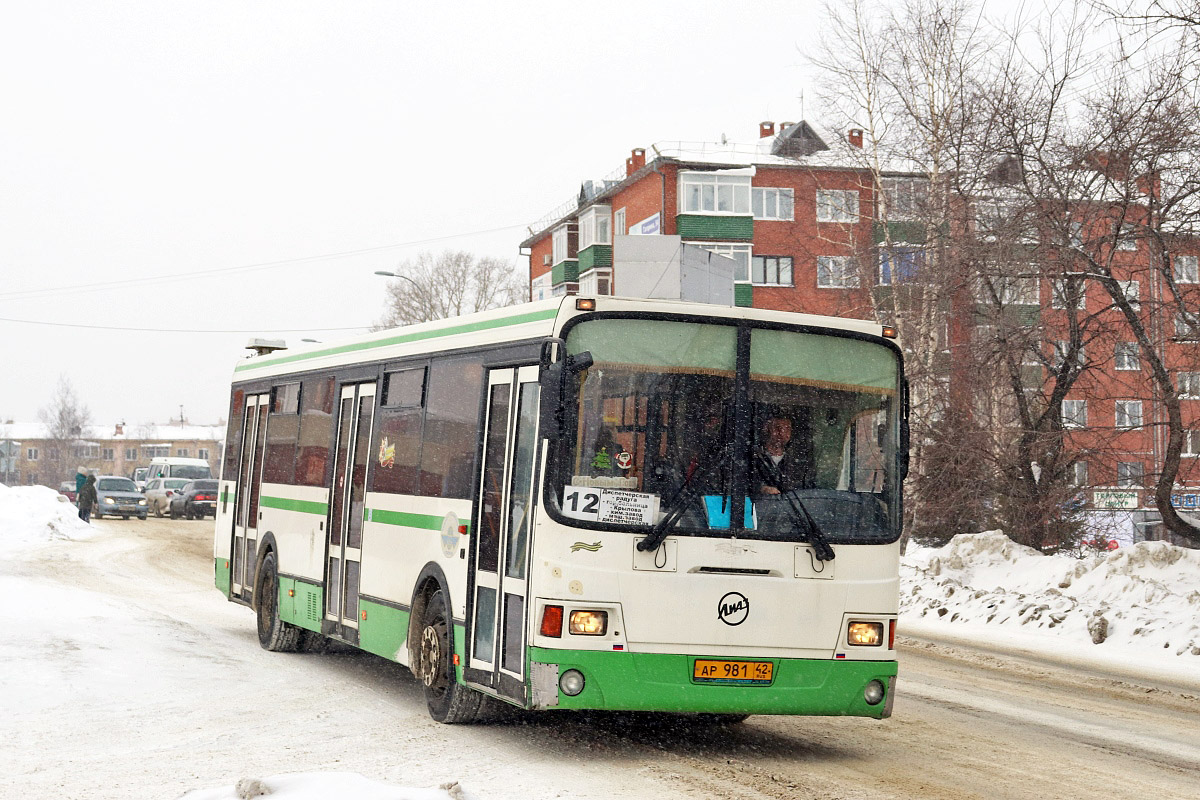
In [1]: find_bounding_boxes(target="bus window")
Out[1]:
[297,376,335,487]
[419,356,484,499]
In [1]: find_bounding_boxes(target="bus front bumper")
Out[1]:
[528,647,897,718]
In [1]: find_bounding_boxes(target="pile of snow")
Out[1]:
[180,774,475,800]
[902,531,1200,678]
[0,483,95,553]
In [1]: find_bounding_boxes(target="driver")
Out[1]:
[755,413,813,496]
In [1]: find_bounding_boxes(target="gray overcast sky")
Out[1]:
[0,0,1043,428]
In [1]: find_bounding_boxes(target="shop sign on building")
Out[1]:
[1093,490,1140,510]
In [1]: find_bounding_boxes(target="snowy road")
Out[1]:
[4,517,1199,799]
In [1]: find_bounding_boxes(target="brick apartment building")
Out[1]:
[0,420,224,489]
[520,119,1200,542]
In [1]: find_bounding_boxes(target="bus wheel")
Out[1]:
[417,589,481,724]
[256,551,301,652]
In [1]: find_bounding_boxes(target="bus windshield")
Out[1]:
[547,317,902,544]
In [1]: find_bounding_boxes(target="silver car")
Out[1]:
[94,476,148,520]
[144,477,189,517]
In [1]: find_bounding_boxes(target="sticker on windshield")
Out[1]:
[614,451,633,470]
[563,485,659,525]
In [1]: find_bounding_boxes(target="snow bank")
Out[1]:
[178,773,476,800]
[0,483,95,553]
[902,531,1200,677]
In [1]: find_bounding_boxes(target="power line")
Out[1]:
[0,223,528,302]
[0,316,371,335]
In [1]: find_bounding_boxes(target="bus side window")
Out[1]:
[420,356,485,499]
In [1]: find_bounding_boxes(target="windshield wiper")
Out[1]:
[755,450,835,562]
[636,443,728,553]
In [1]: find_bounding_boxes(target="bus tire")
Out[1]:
[256,551,301,652]
[417,589,481,724]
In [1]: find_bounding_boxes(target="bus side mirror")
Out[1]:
[538,346,593,438]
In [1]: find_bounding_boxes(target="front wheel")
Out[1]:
[417,589,481,723]
[256,551,301,652]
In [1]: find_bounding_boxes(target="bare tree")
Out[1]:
[37,375,92,484]
[376,251,526,328]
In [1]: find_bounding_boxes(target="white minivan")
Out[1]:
[144,456,212,483]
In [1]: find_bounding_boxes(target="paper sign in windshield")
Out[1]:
[563,485,659,525]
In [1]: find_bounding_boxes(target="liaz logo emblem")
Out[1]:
[717,591,750,626]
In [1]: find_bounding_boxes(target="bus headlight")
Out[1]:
[848,621,884,646]
[569,610,608,635]
[560,669,586,696]
[864,679,886,705]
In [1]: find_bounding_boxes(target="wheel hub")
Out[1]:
[419,625,442,687]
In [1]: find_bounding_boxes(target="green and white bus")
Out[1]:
[214,295,908,723]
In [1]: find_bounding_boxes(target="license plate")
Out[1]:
[692,659,774,685]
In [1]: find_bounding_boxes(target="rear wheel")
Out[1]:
[417,589,481,723]
[256,551,301,652]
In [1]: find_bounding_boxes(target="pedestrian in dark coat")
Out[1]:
[77,473,97,523]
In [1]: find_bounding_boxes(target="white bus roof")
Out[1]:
[230,296,890,382]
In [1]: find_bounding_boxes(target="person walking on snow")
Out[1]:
[77,473,97,523]
[74,466,87,501]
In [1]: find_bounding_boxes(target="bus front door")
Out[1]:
[324,382,377,644]
[467,365,540,704]
[231,392,269,604]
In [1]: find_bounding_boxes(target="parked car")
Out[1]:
[131,467,148,491]
[93,476,148,520]
[144,477,189,517]
[58,481,77,502]
[169,479,220,520]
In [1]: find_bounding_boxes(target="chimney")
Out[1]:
[114,422,124,436]
[626,148,646,176]
[848,128,864,148]
[759,121,775,138]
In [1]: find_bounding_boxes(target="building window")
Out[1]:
[552,223,575,265]
[176,448,190,458]
[614,207,626,236]
[1115,342,1139,371]
[1177,312,1200,340]
[1116,280,1140,307]
[1175,254,1199,284]
[125,447,138,461]
[881,178,927,220]
[198,448,209,461]
[1115,225,1138,251]
[1116,461,1144,488]
[1051,278,1087,310]
[976,199,1036,243]
[1115,400,1143,430]
[679,172,751,214]
[751,256,793,286]
[816,189,859,223]
[26,448,38,461]
[975,274,1039,306]
[1180,372,1200,398]
[579,268,612,296]
[751,188,794,220]
[694,243,752,281]
[1184,431,1200,457]
[144,445,170,459]
[879,247,924,285]
[102,448,114,461]
[1062,399,1087,427]
[1069,461,1088,487]
[817,256,860,288]
[579,205,612,249]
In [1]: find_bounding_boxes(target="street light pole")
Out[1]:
[373,270,422,291]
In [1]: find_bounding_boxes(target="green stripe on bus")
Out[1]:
[367,507,469,532]
[234,307,559,372]
[260,496,329,515]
